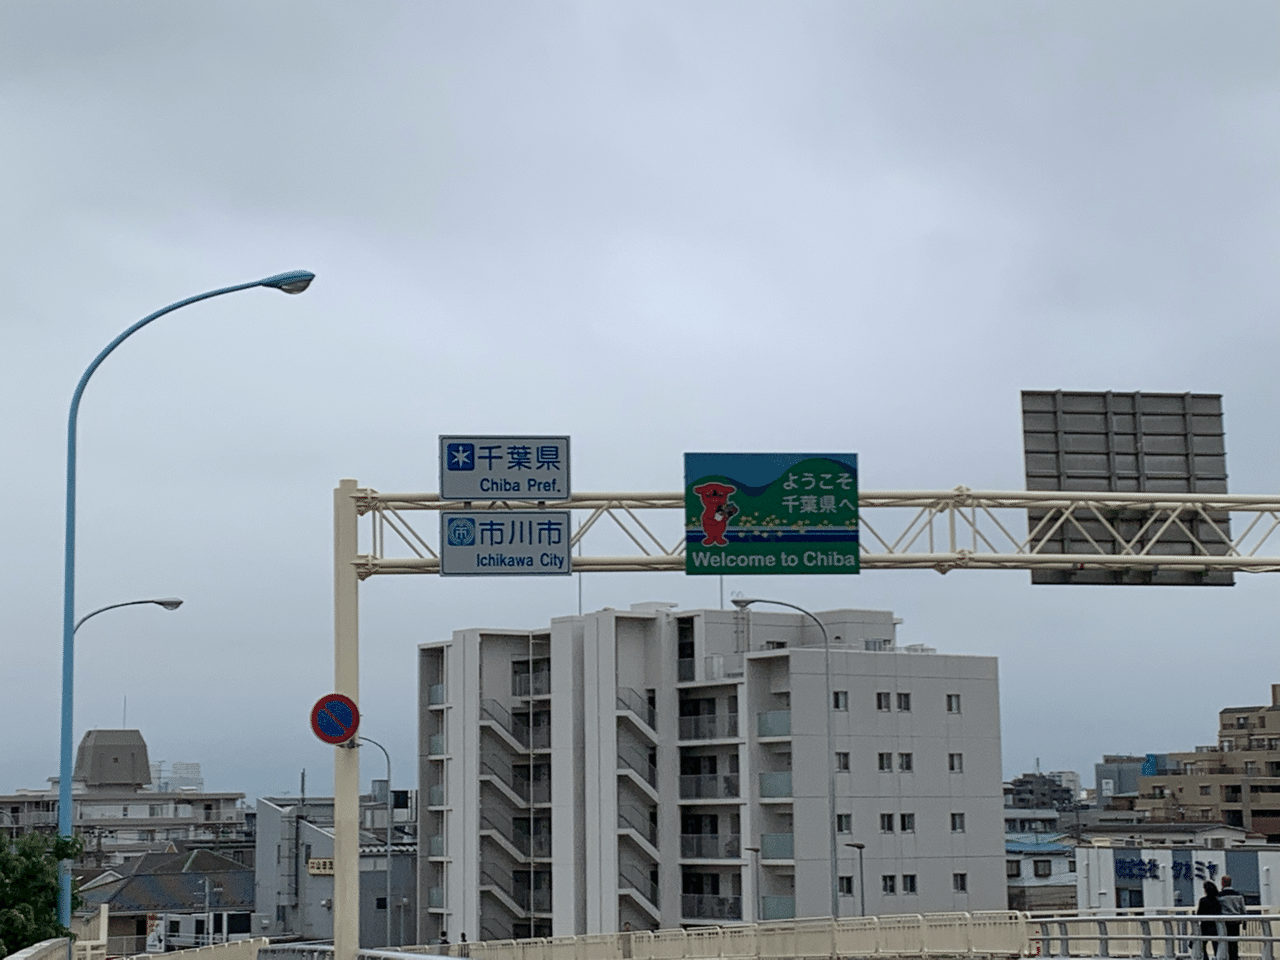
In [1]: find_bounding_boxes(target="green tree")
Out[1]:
[0,833,84,957]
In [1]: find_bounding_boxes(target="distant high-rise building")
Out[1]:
[150,760,205,793]
[419,602,1005,941]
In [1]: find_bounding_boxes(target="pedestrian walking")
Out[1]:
[1219,875,1246,960]
[1197,880,1221,960]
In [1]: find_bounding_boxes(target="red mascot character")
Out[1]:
[693,482,738,546]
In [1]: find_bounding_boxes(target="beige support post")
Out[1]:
[334,479,361,960]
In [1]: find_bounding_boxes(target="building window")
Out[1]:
[1245,762,1259,775]
[899,752,913,772]
[951,813,965,833]
[882,875,896,895]
[1236,716,1249,729]
[900,813,915,833]
[902,874,918,894]
[1033,860,1052,878]
[375,897,387,910]
[878,752,893,771]
[897,692,911,712]
[1007,860,1021,878]
[837,814,852,833]
[833,691,849,710]
[880,813,895,833]
[836,752,850,771]
[1220,739,1234,751]
[1068,860,1077,873]
[839,875,854,895]
[953,872,968,892]
[876,692,891,712]
[947,693,961,713]
[949,753,963,772]
[1260,716,1267,729]
[1200,785,1212,795]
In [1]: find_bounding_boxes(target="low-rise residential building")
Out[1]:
[1005,773,1076,812]
[1136,685,1280,840]
[1005,836,1077,912]
[255,781,418,947]
[0,730,247,865]
[77,848,254,955]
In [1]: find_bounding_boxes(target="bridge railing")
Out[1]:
[249,912,1280,960]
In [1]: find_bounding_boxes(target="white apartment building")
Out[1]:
[418,602,1004,941]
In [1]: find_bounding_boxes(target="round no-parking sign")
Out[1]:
[310,693,360,744]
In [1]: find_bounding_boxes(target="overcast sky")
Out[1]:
[2,2,1277,806]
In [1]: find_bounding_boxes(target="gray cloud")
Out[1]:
[1,1,1276,803]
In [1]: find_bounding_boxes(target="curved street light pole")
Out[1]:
[732,597,838,919]
[74,598,183,634]
[357,737,393,948]
[57,271,315,926]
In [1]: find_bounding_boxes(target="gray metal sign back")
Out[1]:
[1021,391,1231,585]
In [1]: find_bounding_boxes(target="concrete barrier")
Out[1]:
[123,937,269,960]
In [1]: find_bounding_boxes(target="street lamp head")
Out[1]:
[846,842,865,850]
[258,270,316,295]
[153,598,183,611]
[731,598,758,610]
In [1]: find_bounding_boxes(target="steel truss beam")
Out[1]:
[349,486,1280,577]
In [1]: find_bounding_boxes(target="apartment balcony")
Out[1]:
[16,811,57,827]
[617,687,658,733]
[679,773,740,800]
[512,670,551,698]
[757,710,791,738]
[680,833,741,859]
[428,886,444,909]
[760,832,794,859]
[681,894,742,921]
[427,683,446,705]
[427,734,446,755]
[678,658,696,682]
[761,895,796,920]
[678,714,739,741]
[759,772,792,798]
[427,785,445,807]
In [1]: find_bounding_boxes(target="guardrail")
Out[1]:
[225,913,1280,960]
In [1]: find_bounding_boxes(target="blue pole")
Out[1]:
[57,271,314,926]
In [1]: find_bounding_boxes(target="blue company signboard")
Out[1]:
[440,510,572,576]
[684,453,859,575]
[440,435,570,501]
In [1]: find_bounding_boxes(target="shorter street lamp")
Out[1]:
[733,597,839,919]
[845,842,866,917]
[75,598,183,634]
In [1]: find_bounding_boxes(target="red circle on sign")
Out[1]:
[310,693,360,744]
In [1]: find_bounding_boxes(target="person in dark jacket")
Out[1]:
[1197,880,1221,960]
[1218,875,1246,960]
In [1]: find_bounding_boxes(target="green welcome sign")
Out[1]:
[684,453,859,576]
